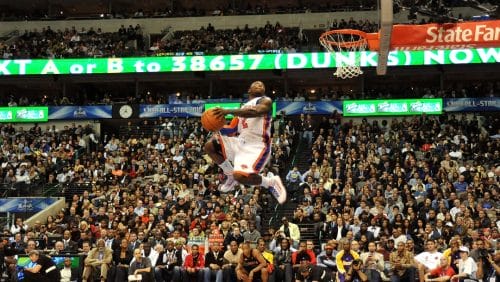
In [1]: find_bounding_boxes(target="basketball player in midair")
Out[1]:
[204,81,287,204]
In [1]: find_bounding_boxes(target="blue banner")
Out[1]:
[49,106,112,119]
[139,104,204,118]
[276,101,343,115]
[444,98,500,112]
[0,198,57,213]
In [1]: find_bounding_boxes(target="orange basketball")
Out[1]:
[201,108,226,132]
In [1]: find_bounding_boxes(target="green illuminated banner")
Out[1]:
[343,99,443,116]
[0,48,498,75]
[0,107,49,122]
[205,102,277,119]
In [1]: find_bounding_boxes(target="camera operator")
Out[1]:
[344,259,368,282]
[477,250,500,281]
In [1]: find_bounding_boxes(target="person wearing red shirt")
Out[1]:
[292,241,317,268]
[182,244,207,282]
[424,257,456,282]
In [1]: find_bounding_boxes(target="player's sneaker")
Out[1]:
[269,176,287,204]
[220,174,238,193]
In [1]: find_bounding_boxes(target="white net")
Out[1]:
[319,30,367,79]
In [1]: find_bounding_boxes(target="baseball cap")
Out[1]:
[459,246,469,253]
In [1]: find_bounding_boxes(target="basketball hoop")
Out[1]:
[319,29,368,79]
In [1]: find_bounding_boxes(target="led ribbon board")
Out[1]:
[343,99,443,116]
[0,107,49,122]
[0,48,497,75]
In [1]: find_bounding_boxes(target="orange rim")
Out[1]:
[319,29,368,49]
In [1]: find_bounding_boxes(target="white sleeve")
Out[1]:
[413,252,425,265]
[462,258,476,275]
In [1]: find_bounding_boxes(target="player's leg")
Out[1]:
[233,143,287,204]
[203,134,238,192]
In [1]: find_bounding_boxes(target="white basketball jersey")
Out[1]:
[238,96,272,143]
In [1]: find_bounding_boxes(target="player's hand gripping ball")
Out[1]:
[201,108,226,132]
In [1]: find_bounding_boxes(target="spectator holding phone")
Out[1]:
[344,259,368,282]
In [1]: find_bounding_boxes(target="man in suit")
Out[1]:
[204,243,225,282]
[128,232,140,253]
[148,230,166,249]
[103,229,120,251]
[62,230,78,252]
[354,223,375,243]
[82,239,113,282]
[155,241,181,282]
[59,257,81,282]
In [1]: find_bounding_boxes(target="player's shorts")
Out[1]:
[216,134,271,175]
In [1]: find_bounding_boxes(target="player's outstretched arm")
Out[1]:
[213,97,272,118]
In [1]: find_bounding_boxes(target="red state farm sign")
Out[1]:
[390,20,500,50]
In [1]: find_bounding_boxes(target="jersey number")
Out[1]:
[241,118,248,129]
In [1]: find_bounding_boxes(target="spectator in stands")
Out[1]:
[10,217,28,235]
[204,242,224,282]
[424,257,455,282]
[182,243,206,282]
[222,240,241,282]
[359,241,384,282]
[278,217,300,249]
[390,241,416,282]
[451,246,477,281]
[416,239,444,282]
[129,247,154,282]
[59,257,80,282]
[317,242,337,275]
[243,221,261,246]
[83,239,113,282]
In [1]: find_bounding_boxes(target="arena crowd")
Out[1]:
[0,100,498,281]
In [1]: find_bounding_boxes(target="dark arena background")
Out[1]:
[0,0,498,281]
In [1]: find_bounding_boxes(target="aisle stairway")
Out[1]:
[260,136,320,247]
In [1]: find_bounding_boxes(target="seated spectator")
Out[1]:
[292,241,317,272]
[243,221,261,247]
[390,241,416,282]
[451,246,477,282]
[222,240,242,282]
[59,257,80,282]
[272,237,294,281]
[204,242,224,282]
[416,240,444,282]
[155,240,181,282]
[424,257,455,282]
[359,242,384,282]
[317,242,337,275]
[129,248,153,282]
[111,238,133,282]
[278,217,300,249]
[83,239,113,282]
[182,243,206,282]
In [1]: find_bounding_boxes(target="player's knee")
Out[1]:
[233,172,247,183]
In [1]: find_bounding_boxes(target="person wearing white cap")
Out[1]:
[450,246,477,282]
